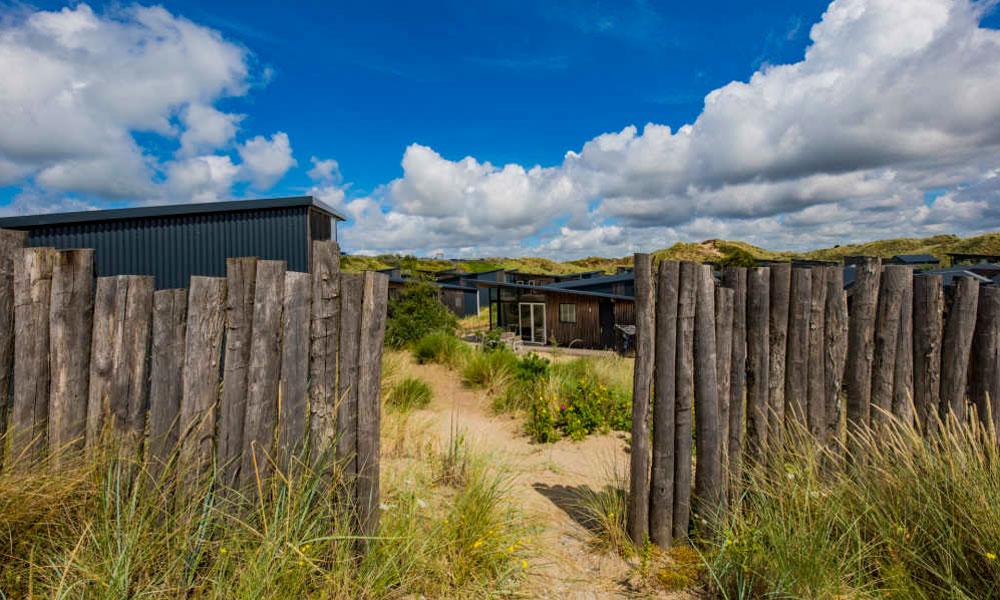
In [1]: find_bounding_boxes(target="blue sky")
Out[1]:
[2,0,1000,258]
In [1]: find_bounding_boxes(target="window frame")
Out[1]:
[559,303,577,324]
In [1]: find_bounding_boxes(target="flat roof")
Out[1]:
[473,279,634,301]
[0,195,347,228]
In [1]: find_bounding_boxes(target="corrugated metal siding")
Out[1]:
[24,207,309,289]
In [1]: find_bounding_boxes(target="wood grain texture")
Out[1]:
[147,289,187,482]
[47,249,94,463]
[309,241,341,460]
[846,257,880,435]
[913,275,944,432]
[806,268,827,440]
[870,266,908,429]
[357,271,389,540]
[767,263,791,444]
[278,271,311,470]
[672,261,697,542]
[179,277,227,492]
[337,273,363,478]
[0,229,26,466]
[722,267,747,487]
[649,260,678,548]
[823,269,848,447]
[714,285,733,502]
[241,260,286,489]
[784,268,811,430]
[745,267,770,462]
[971,287,1000,433]
[693,265,722,528]
[628,253,655,545]
[218,257,257,487]
[892,274,914,423]
[941,276,979,422]
[11,247,55,465]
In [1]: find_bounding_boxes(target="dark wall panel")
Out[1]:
[24,207,309,290]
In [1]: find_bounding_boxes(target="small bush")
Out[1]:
[412,331,469,368]
[387,377,433,412]
[461,348,517,394]
[527,379,631,443]
[386,280,458,348]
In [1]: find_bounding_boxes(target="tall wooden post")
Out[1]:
[649,261,678,548]
[278,272,312,470]
[628,253,655,545]
[337,274,363,479]
[219,257,258,488]
[673,261,697,542]
[746,268,770,461]
[722,267,747,487]
[892,273,914,423]
[913,275,944,432]
[309,241,341,460]
[845,257,880,438]
[147,289,187,483]
[785,268,811,430]
[693,265,722,530]
[806,268,827,439]
[0,230,26,468]
[870,266,908,429]
[11,247,56,465]
[357,271,389,540]
[241,260,286,489]
[823,268,848,447]
[941,276,979,422]
[714,285,734,500]
[47,249,95,463]
[767,263,791,445]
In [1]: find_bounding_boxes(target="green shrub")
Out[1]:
[513,352,550,382]
[526,393,560,443]
[387,377,433,412]
[461,348,517,394]
[481,328,504,352]
[386,281,458,348]
[412,331,469,368]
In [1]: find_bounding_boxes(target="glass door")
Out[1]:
[518,302,546,344]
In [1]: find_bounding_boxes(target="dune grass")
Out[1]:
[386,376,433,412]
[411,330,471,369]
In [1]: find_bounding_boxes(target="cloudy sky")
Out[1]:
[2,0,1000,258]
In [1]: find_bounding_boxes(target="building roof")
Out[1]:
[0,196,347,228]
[548,272,634,289]
[473,279,634,301]
[924,267,994,287]
[388,276,477,293]
[892,254,940,264]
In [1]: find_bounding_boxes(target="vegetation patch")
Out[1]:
[386,376,433,412]
[385,280,458,348]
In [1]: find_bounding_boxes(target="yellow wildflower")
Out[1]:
[987,552,997,560]
[508,546,515,552]
[220,547,227,555]
[522,559,528,568]
[607,512,614,518]
[297,560,305,567]
[473,540,483,548]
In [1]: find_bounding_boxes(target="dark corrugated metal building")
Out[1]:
[0,196,346,289]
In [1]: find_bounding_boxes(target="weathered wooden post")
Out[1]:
[892,273,914,423]
[11,247,56,466]
[86,276,153,452]
[722,267,747,487]
[278,272,312,470]
[845,257,880,439]
[178,276,227,492]
[0,230,26,468]
[673,261,697,542]
[785,268,811,430]
[47,249,94,464]
[871,265,908,429]
[714,285,734,499]
[309,241,341,461]
[219,257,258,488]
[913,275,944,432]
[746,267,770,461]
[693,265,722,530]
[147,289,187,482]
[628,253,655,545]
[241,260,286,489]
[806,268,827,440]
[337,273,363,480]
[357,270,389,539]
[649,261,678,548]
[971,287,1000,434]
[823,268,848,447]
[941,276,979,422]
[767,263,791,445]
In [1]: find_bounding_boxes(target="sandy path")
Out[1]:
[393,356,692,599]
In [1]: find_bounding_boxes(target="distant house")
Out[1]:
[948,252,1000,265]
[386,275,480,318]
[548,272,635,297]
[475,280,635,349]
[924,267,994,289]
[0,196,345,289]
[888,254,940,267]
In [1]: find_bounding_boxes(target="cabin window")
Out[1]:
[559,303,577,323]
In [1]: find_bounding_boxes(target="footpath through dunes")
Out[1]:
[384,353,697,599]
